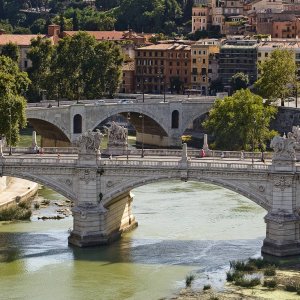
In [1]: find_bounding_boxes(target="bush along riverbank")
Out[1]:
[0,199,32,221]
[172,257,300,300]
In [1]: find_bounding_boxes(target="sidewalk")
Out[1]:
[0,178,39,209]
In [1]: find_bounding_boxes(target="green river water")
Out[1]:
[0,180,266,300]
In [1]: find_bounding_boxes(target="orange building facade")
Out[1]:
[135,43,191,94]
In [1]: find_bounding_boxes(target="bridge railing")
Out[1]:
[0,157,77,165]
[100,158,270,170]
[3,147,78,154]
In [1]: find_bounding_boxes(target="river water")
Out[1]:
[0,180,266,300]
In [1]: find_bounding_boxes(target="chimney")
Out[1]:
[48,24,61,37]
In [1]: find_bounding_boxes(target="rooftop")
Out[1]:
[0,34,50,46]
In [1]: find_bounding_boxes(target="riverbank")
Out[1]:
[173,269,300,299]
[0,177,39,209]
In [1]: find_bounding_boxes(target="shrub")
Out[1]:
[203,284,211,290]
[209,296,219,300]
[264,266,276,276]
[185,274,195,287]
[230,260,257,272]
[41,199,50,205]
[248,258,270,269]
[297,288,300,295]
[15,196,21,203]
[34,202,40,210]
[18,201,30,209]
[285,283,299,292]
[235,276,261,288]
[226,270,243,282]
[263,279,277,288]
[0,205,31,221]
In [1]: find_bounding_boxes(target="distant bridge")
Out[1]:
[26,97,216,148]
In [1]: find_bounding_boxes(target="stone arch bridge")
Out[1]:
[1,147,300,257]
[26,99,214,148]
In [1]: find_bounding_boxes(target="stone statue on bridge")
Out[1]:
[270,133,297,165]
[74,129,104,154]
[107,122,127,146]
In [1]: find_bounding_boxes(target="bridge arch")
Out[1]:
[103,175,270,211]
[90,108,169,137]
[27,118,71,147]
[1,172,76,202]
[181,111,210,136]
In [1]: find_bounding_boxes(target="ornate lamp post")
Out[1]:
[139,114,144,158]
[126,112,130,161]
[8,106,12,156]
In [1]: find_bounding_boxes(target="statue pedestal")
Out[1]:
[104,143,127,156]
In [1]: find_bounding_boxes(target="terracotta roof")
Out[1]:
[0,34,47,46]
[137,43,191,51]
[63,31,126,41]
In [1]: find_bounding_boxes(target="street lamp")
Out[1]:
[139,114,144,158]
[126,112,130,161]
[8,106,12,156]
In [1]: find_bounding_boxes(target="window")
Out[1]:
[73,114,82,134]
[169,62,172,66]
[192,59,196,63]
[171,110,179,129]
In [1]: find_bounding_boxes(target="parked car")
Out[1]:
[95,100,106,105]
[118,99,133,104]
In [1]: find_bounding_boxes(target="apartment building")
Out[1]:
[257,39,300,75]
[135,43,191,94]
[191,39,220,95]
[219,39,259,87]
[222,0,244,17]
[192,6,211,33]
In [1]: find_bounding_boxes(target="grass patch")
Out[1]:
[203,284,211,290]
[41,199,50,205]
[263,279,277,288]
[185,274,195,288]
[0,205,32,221]
[234,276,261,288]
[18,201,30,209]
[264,266,276,276]
[226,270,243,282]
[285,282,299,292]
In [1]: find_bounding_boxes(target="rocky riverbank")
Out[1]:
[171,260,300,300]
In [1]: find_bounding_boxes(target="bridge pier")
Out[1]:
[69,191,137,247]
[262,212,300,257]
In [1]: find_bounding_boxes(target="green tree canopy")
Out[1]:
[0,56,30,145]
[230,72,249,93]
[255,49,297,106]
[28,32,123,101]
[1,42,20,62]
[203,89,277,150]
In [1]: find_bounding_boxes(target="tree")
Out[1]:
[203,89,277,150]
[27,36,53,101]
[1,42,20,62]
[28,32,123,100]
[230,72,249,93]
[255,49,297,106]
[0,56,30,145]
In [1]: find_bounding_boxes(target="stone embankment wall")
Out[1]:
[0,178,39,210]
[271,107,300,134]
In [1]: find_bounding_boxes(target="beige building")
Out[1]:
[192,6,211,33]
[191,39,220,95]
[0,25,59,71]
[257,39,300,75]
